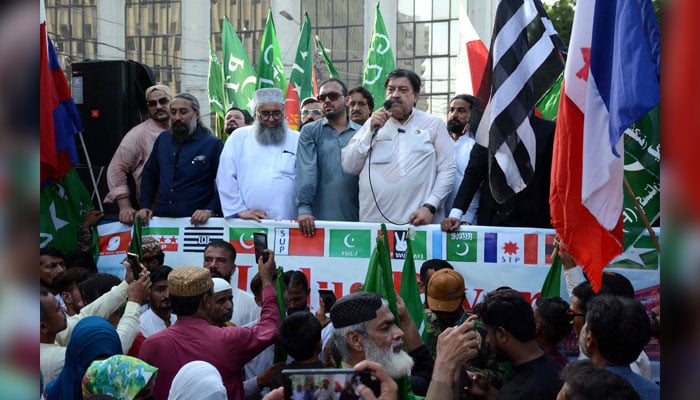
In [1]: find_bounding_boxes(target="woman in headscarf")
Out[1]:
[82,355,158,400]
[168,360,227,400]
[45,316,122,400]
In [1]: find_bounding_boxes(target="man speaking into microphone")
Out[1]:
[342,69,455,225]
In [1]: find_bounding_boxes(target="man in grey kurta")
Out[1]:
[296,78,361,236]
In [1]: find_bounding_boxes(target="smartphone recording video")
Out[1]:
[253,232,269,263]
[282,368,379,400]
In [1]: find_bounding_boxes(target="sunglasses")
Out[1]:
[302,109,323,116]
[147,98,170,108]
[258,110,284,120]
[318,92,342,102]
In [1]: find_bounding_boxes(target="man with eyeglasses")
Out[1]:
[105,85,173,225]
[342,68,456,225]
[299,97,324,130]
[217,88,300,221]
[296,78,361,237]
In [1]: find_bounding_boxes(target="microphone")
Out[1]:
[372,99,396,138]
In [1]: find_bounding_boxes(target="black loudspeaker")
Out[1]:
[71,60,155,217]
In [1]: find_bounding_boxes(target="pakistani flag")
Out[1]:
[257,8,287,94]
[362,2,395,111]
[286,12,315,130]
[315,34,340,78]
[208,39,227,139]
[222,15,257,113]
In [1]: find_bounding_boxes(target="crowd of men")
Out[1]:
[39,68,659,399]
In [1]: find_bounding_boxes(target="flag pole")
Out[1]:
[623,175,660,253]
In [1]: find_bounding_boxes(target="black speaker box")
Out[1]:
[71,60,155,217]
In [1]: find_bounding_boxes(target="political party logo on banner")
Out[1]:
[142,227,180,252]
[230,227,269,254]
[544,234,556,264]
[275,228,325,256]
[484,232,538,264]
[382,230,427,260]
[184,226,225,253]
[446,231,478,262]
[329,229,371,258]
[98,231,131,256]
[610,233,659,270]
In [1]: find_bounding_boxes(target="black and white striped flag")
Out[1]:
[471,0,565,203]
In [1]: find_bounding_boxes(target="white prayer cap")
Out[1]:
[254,88,284,107]
[212,277,232,294]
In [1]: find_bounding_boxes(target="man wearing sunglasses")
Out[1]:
[105,85,172,225]
[296,78,361,237]
[217,88,300,221]
[299,97,324,130]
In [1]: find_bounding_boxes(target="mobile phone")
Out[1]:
[318,289,337,311]
[253,232,269,263]
[282,368,380,400]
[126,252,140,279]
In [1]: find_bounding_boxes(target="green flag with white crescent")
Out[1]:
[363,2,395,111]
[290,13,315,103]
[222,15,257,113]
[257,8,287,94]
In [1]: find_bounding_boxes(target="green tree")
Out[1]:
[543,0,575,48]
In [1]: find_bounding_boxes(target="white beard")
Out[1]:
[254,120,287,145]
[364,338,415,379]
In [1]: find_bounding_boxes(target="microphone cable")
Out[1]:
[367,102,409,225]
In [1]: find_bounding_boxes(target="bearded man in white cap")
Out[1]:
[217,88,300,221]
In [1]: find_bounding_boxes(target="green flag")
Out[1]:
[40,169,94,256]
[257,8,287,94]
[222,15,257,113]
[274,266,287,362]
[539,253,562,298]
[208,40,227,139]
[315,35,340,78]
[363,224,398,318]
[536,72,563,121]
[399,230,425,332]
[286,12,315,130]
[623,107,660,251]
[290,13,315,103]
[363,2,395,111]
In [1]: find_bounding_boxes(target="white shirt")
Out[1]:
[445,134,479,224]
[140,307,177,337]
[232,287,260,327]
[342,108,455,224]
[217,125,300,220]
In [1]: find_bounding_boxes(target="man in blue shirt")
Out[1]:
[296,78,361,236]
[137,93,223,225]
[579,295,660,400]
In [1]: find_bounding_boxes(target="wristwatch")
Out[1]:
[422,203,436,214]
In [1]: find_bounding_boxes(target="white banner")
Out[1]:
[97,218,659,309]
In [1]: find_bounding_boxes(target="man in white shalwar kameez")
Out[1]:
[217,88,300,221]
